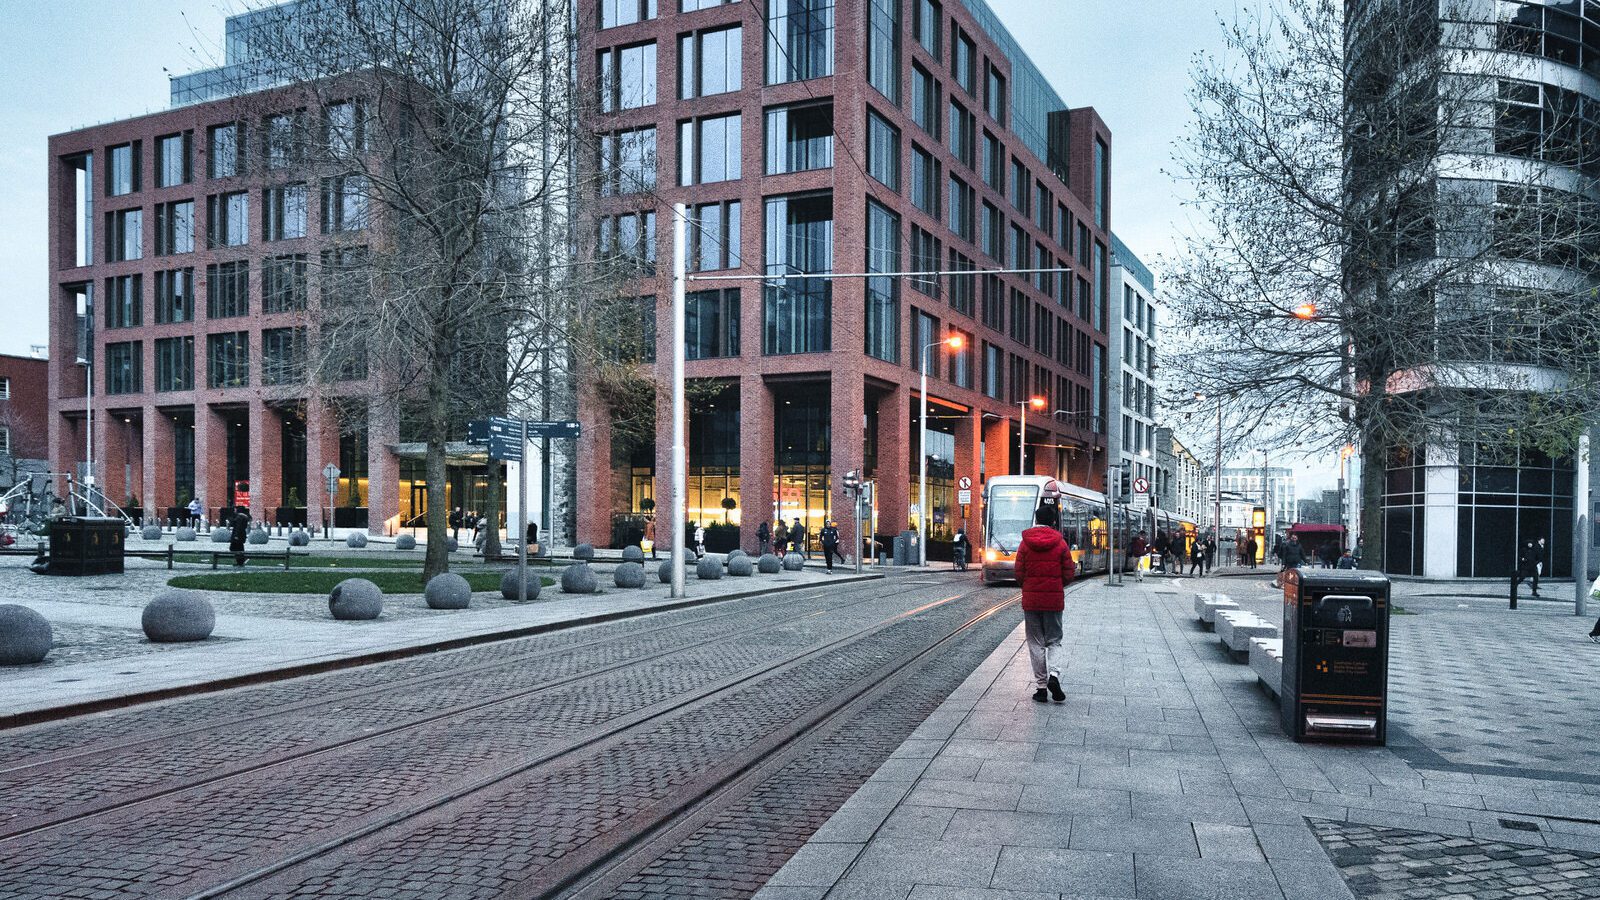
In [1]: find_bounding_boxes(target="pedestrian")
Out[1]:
[1015,505,1073,704]
[1274,534,1304,588]
[774,520,789,556]
[757,520,771,556]
[1152,530,1170,574]
[1204,536,1217,575]
[1127,530,1149,581]
[693,522,706,559]
[1241,535,1255,568]
[952,527,970,571]
[1353,537,1364,567]
[186,496,203,527]
[449,506,463,541]
[1513,540,1537,604]
[791,518,807,559]
[229,507,250,568]
[525,519,539,555]
[1533,537,1547,596]
[1587,570,1600,642]
[644,516,657,559]
[1336,548,1357,569]
[820,519,841,573]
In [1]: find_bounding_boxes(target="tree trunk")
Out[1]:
[423,434,450,581]
[1358,433,1386,572]
[482,460,503,559]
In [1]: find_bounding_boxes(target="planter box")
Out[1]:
[334,507,369,529]
[274,507,308,527]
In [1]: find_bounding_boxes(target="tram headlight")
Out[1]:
[984,549,999,563]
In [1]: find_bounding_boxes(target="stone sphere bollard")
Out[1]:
[696,556,724,580]
[561,563,598,594]
[726,549,747,562]
[783,553,804,571]
[658,560,675,583]
[728,555,755,577]
[500,570,541,601]
[288,531,310,547]
[395,534,417,551]
[140,525,163,541]
[573,543,595,560]
[176,526,198,541]
[329,578,383,620]
[424,572,472,610]
[614,561,646,588]
[211,528,231,544]
[757,553,782,574]
[141,591,215,642]
[345,532,368,549]
[0,605,52,665]
[446,537,459,553]
[248,528,269,545]
[621,545,645,563]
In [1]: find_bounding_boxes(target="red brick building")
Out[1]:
[0,353,50,491]
[576,0,1113,555]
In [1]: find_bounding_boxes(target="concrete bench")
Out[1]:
[1249,636,1284,698]
[1194,593,1240,631]
[1216,609,1278,662]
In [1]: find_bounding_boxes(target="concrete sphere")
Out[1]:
[561,563,598,594]
[288,531,310,547]
[395,534,416,550]
[247,529,269,545]
[500,570,541,601]
[757,553,782,574]
[574,543,595,560]
[0,605,51,665]
[726,549,747,562]
[728,555,755,576]
[446,537,459,553]
[621,545,645,563]
[211,528,231,543]
[141,591,215,642]
[176,527,198,542]
[140,525,163,541]
[659,560,675,583]
[783,553,805,571]
[329,578,383,620]
[345,532,368,549]
[614,561,646,588]
[424,572,472,610]
[696,556,724,580]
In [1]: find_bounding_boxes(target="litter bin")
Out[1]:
[893,530,918,566]
[1281,569,1390,744]
[47,516,126,576]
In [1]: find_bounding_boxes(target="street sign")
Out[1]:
[468,417,582,443]
[322,463,340,495]
[957,489,972,505]
[957,476,972,490]
[1131,493,1151,510]
[1133,477,1150,494]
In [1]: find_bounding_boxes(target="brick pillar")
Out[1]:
[145,412,174,520]
[304,400,342,533]
[366,399,400,536]
[196,405,230,522]
[829,370,865,562]
[955,406,983,544]
[984,414,1014,478]
[253,401,283,525]
[740,373,774,554]
[98,410,130,512]
[577,382,616,547]
[875,384,910,543]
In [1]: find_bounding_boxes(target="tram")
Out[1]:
[979,475,1196,585]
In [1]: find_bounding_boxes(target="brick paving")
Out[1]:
[1312,820,1600,899]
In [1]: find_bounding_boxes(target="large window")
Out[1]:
[686,288,741,358]
[600,41,658,111]
[207,332,249,388]
[765,0,834,84]
[950,327,973,388]
[948,175,974,240]
[682,0,733,9]
[948,100,974,167]
[910,225,940,297]
[983,342,1003,398]
[207,191,249,247]
[208,123,241,179]
[324,101,367,157]
[105,341,142,394]
[265,183,308,240]
[1495,78,1600,177]
[262,327,306,385]
[980,200,1001,260]
[984,65,1006,124]
[692,200,741,271]
[679,27,739,100]
[155,201,193,256]
[866,109,901,190]
[601,0,656,28]
[1495,1,1600,79]
[1009,222,1028,270]
[913,0,940,57]
[106,274,142,329]
[947,250,975,316]
[107,208,142,262]
[865,199,901,363]
[982,130,1003,190]
[154,268,193,324]
[680,113,742,184]
[1011,158,1030,214]
[599,127,657,195]
[598,209,658,272]
[1095,138,1108,229]
[951,28,975,93]
[155,336,194,392]
[263,112,301,169]
[108,143,139,196]
[157,133,189,187]
[764,192,833,355]
[321,175,369,233]
[913,309,940,377]
[263,254,308,313]
[911,64,940,135]
[981,272,1003,331]
[867,0,900,103]
[206,260,250,319]
[910,145,939,217]
[765,101,833,175]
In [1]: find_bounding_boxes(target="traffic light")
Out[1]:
[1114,467,1130,500]
[843,470,861,494]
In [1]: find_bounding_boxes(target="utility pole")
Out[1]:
[1577,433,1590,617]
[670,204,688,599]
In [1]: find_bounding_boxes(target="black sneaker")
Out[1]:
[1032,688,1049,703]
[1047,675,1065,702]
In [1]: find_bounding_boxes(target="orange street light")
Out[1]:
[1029,396,1047,410]
[945,334,964,351]
[1292,302,1318,320]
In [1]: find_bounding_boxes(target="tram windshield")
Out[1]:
[985,484,1039,553]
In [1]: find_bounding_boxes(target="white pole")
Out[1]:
[1576,432,1590,616]
[670,204,688,599]
[1019,401,1027,474]
[518,417,529,603]
[85,360,95,515]
[918,345,928,567]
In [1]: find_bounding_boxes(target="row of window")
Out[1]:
[99,250,362,329]
[100,329,309,395]
[98,179,367,264]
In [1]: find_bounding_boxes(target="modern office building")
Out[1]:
[575,0,1115,552]
[1109,234,1158,491]
[1218,465,1297,538]
[0,353,50,494]
[1348,0,1600,578]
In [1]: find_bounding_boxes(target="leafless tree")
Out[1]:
[1165,0,1600,570]
[0,403,48,494]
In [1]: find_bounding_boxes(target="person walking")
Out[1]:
[1188,535,1206,576]
[644,516,657,559]
[229,507,250,569]
[773,520,788,556]
[1336,548,1357,569]
[757,520,771,556]
[819,520,841,573]
[187,496,203,527]
[1512,540,1536,606]
[1532,537,1547,597]
[693,522,706,559]
[1015,506,1074,704]
[1204,536,1217,575]
[1587,570,1600,642]
[1152,530,1170,574]
[791,518,808,559]
[449,507,463,541]
[1274,534,1304,588]
[1127,530,1149,581]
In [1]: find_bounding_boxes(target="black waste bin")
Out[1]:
[47,516,126,576]
[1280,568,1390,744]
[893,530,918,566]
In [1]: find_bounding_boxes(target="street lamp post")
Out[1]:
[669,204,688,599]
[918,335,963,566]
[1018,396,1045,475]
[1195,391,1222,547]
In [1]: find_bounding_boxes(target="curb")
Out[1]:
[0,572,884,731]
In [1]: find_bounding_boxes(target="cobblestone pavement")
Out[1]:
[1312,820,1600,899]
[20,622,242,671]
[0,573,1015,899]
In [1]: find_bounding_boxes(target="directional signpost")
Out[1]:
[465,417,582,603]
[322,463,339,538]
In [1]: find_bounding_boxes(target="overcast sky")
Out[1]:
[0,0,1331,492]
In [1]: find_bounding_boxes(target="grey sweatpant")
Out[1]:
[1023,609,1063,688]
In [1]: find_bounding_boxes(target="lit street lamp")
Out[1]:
[918,333,964,566]
[1018,396,1046,474]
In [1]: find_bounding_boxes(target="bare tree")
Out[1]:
[0,403,48,494]
[1165,0,1600,570]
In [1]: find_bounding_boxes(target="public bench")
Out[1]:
[1193,593,1240,631]
[1249,636,1284,698]
[1215,609,1279,662]
[125,544,176,569]
[209,548,297,570]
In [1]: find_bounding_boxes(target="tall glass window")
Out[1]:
[157,133,189,187]
[913,0,940,57]
[983,343,1003,398]
[911,64,939,135]
[262,327,306,385]
[914,309,939,377]
[208,123,240,179]
[600,0,656,28]
[107,208,142,262]
[105,341,142,394]
[948,100,973,167]
[867,0,900,103]
[206,260,250,318]
[207,332,249,388]
[598,209,658,272]
[692,200,741,271]
[600,41,658,111]
[154,268,193,324]
[263,254,308,313]
[910,145,939,217]
[865,199,901,363]
[686,288,741,358]
[155,336,194,392]
[951,29,975,93]
[765,101,833,175]
[207,191,249,247]
[264,112,299,169]
[680,113,742,184]
[679,27,738,99]
[984,66,1006,124]
[765,0,834,84]
[1094,138,1108,229]
[265,183,308,240]
[324,101,367,156]
[600,127,657,195]
[866,109,901,190]
[763,192,832,355]
[108,143,138,196]
[155,201,194,256]
[947,250,974,316]
[105,275,142,329]
[321,175,368,233]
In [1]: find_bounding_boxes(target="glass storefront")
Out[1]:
[908,426,957,540]
[1455,444,1572,578]
[774,383,830,551]
[1382,446,1425,576]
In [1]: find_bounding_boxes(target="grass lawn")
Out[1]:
[167,570,555,594]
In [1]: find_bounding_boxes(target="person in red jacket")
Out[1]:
[1127,530,1149,582]
[1014,505,1075,703]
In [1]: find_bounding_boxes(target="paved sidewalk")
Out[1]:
[757,575,1600,899]
[0,554,878,723]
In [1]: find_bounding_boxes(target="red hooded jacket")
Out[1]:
[1014,525,1075,612]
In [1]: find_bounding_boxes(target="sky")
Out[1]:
[0,0,1332,494]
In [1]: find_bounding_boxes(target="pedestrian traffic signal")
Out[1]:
[843,470,861,493]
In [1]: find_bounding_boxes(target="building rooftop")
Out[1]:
[1111,233,1156,295]
[954,0,1069,167]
